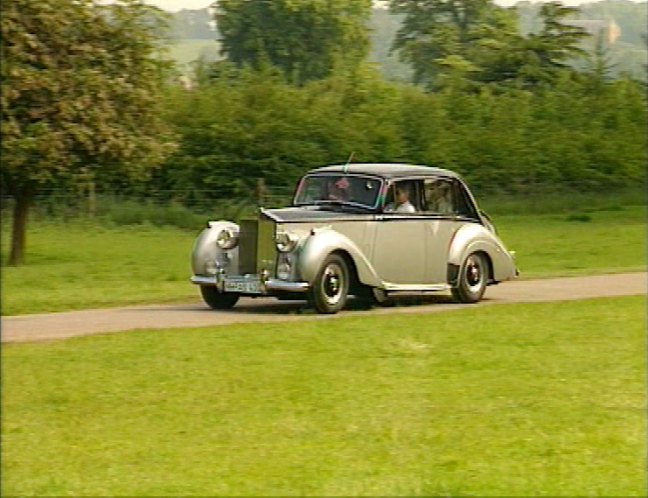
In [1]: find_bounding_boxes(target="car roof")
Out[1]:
[307,163,461,180]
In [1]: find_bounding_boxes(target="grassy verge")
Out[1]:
[2,297,645,496]
[1,221,198,315]
[1,205,645,315]
[496,205,646,278]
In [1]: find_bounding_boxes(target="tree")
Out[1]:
[389,0,590,91]
[389,0,514,89]
[1,0,176,265]
[527,2,589,72]
[214,0,372,84]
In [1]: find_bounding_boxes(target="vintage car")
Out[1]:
[191,163,517,314]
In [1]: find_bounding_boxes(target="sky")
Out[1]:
[139,0,643,12]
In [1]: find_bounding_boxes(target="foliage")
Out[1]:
[0,0,176,264]
[388,0,508,89]
[389,0,591,91]
[3,297,645,495]
[215,0,372,84]
[160,63,645,201]
[158,65,406,209]
[515,0,647,82]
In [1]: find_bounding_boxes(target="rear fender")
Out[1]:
[448,224,516,282]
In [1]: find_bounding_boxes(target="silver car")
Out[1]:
[191,163,517,314]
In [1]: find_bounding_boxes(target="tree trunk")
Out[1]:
[8,190,32,266]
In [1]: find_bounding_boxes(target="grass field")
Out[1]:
[0,205,645,315]
[2,296,645,496]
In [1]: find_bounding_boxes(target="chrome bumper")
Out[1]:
[191,275,310,293]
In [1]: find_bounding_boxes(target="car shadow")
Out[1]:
[154,293,492,316]
[231,293,465,316]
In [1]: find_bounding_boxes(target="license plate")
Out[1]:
[224,279,262,294]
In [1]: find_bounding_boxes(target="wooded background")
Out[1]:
[2,0,646,264]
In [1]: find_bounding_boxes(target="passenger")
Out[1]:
[430,182,453,214]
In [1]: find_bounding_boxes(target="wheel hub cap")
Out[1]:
[323,267,341,302]
[467,264,480,285]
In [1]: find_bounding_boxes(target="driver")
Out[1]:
[385,182,416,213]
[327,177,350,201]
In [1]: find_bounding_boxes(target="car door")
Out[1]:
[421,178,462,284]
[371,215,427,284]
[370,179,427,285]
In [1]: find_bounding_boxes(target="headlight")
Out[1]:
[277,261,292,280]
[275,230,299,253]
[216,228,238,250]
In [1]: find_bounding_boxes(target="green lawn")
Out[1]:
[0,205,645,315]
[1,221,198,315]
[497,206,646,278]
[2,296,645,496]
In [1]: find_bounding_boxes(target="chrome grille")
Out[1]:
[238,219,258,274]
[238,216,277,275]
[257,216,277,276]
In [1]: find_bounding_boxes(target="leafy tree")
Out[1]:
[389,0,516,89]
[528,2,589,71]
[1,0,175,265]
[214,0,372,84]
[158,63,407,212]
[389,0,591,91]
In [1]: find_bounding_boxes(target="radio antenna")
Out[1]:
[343,151,355,174]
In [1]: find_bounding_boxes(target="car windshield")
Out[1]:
[293,174,383,210]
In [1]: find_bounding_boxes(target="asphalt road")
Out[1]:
[2,272,645,344]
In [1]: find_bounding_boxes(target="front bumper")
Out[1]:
[191,275,310,294]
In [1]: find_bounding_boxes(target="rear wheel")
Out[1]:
[200,286,239,310]
[451,252,488,303]
[310,254,349,314]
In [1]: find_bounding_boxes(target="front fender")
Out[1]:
[298,228,381,287]
[448,223,516,282]
[191,220,239,276]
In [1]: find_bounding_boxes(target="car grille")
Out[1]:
[238,216,277,275]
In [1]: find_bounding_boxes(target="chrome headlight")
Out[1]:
[216,228,238,250]
[277,260,292,280]
[275,230,299,253]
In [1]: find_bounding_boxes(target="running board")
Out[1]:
[382,283,451,294]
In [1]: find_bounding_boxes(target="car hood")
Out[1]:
[261,207,373,223]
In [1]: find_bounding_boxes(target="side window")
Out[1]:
[423,178,455,215]
[383,180,419,214]
[454,182,479,218]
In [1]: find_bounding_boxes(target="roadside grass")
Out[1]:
[1,204,645,315]
[497,205,646,278]
[477,186,646,216]
[0,221,198,315]
[2,296,645,496]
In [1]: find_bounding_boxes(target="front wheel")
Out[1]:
[200,286,239,310]
[451,252,488,303]
[310,254,349,314]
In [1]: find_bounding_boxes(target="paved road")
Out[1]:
[2,272,645,344]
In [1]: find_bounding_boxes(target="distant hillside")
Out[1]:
[168,1,647,81]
